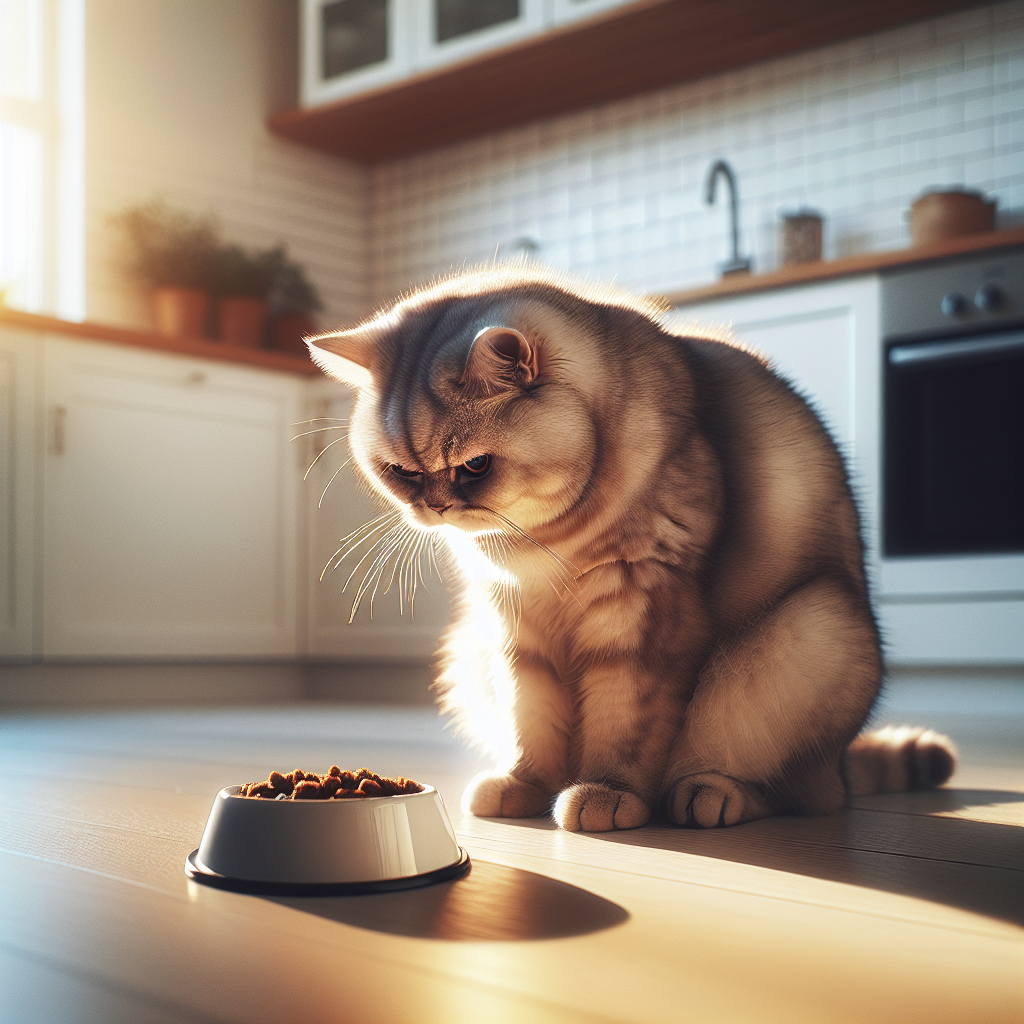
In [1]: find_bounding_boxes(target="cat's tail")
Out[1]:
[845,725,957,798]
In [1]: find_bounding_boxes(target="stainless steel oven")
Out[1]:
[878,248,1024,608]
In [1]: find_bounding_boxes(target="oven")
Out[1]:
[876,248,1024,655]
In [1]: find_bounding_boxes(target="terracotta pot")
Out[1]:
[271,312,318,355]
[153,287,208,338]
[217,296,268,348]
[910,190,996,247]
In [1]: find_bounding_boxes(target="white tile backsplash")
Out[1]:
[368,0,1024,306]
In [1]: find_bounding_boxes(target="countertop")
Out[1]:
[0,306,322,378]
[0,683,1020,1023]
[664,227,1024,307]
[5,228,1023,373]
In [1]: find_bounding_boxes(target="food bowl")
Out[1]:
[185,785,469,895]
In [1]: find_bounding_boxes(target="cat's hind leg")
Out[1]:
[663,576,880,828]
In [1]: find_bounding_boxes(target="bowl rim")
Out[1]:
[220,783,438,804]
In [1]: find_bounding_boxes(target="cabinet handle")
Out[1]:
[51,405,67,456]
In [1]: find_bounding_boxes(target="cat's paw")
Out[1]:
[666,772,773,828]
[553,783,652,832]
[461,772,552,818]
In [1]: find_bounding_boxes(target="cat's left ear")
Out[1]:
[306,329,376,388]
[462,327,539,396]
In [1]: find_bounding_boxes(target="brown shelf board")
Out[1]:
[662,228,1024,307]
[0,307,323,377]
[269,0,982,163]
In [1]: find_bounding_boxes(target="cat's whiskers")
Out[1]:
[353,525,413,620]
[303,433,349,480]
[340,523,404,596]
[289,424,350,441]
[318,454,357,508]
[321,510,404,581]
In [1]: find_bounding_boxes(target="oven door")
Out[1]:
[884,328,1024,559]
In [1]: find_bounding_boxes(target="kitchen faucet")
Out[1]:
[704,160,752,276]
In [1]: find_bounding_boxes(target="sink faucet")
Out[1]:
[704,160,752,277]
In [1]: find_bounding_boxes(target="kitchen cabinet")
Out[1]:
[303,380,450,661]
[40,337,304,659]
[0,327,37,659]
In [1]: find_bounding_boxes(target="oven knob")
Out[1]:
[975,283,1004,311]
[940,292,967,316]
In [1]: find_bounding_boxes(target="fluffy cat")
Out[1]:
[309,266,955,832]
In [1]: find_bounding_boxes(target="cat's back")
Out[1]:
[674,331,866,621]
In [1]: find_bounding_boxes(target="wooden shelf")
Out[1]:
[0,307,322,377]
[663,228,1024,307]
[269,0,982,163]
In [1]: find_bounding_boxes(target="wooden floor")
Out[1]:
[0,682,1021,1024]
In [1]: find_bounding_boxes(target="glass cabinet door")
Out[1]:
[412,0,545,71]
[301,0,413,106]
[547,0,640,27]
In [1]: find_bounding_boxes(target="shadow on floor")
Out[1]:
[496,788,1024,927]
[266,859,629,940]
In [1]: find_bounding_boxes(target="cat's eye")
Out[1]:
[389,464,421,479]
[461,454,491,476]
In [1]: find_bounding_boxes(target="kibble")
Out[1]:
[237,767,424,800]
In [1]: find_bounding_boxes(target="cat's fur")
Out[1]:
[309,266,955,832]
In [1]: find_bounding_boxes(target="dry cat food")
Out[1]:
[238,766,424,800]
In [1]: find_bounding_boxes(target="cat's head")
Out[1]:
[307,268,665,542]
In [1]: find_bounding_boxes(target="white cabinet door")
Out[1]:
[303,381,451,661]
[0,327,37,659]
[41,338,303,658]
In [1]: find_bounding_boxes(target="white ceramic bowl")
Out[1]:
[186,784,467,894]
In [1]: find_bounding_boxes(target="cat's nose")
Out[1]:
[427,503,452,515]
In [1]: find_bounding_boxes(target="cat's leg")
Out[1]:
[462,651,572,818]
[553,659,684,832]
[663,577,880,828]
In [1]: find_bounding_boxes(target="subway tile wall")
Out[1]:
[368,0,1024,307]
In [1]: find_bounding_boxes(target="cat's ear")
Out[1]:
[306,330,376,388]
[462,327,539,396]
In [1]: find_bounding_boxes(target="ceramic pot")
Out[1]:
[779,210,823,265]
[217,296,267,347]
[271,312,317,355]
[153,287,208,337]
[910,190,996,247]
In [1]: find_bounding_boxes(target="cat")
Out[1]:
[308,265,956,832]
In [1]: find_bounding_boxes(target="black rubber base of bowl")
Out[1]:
[184,848,471,896]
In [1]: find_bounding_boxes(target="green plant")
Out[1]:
[212,244,287,300]
[110,200,221,289]
[268,258,323,315]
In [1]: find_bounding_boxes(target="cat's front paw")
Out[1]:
[665,772,773,828]
[461,771,552,818]
[553,783,652,832]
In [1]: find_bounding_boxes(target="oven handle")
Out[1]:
[888,331,1024,366]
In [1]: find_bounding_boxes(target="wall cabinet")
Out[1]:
[300,0,636,109]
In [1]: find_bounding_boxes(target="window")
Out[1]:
[0,0,84,320]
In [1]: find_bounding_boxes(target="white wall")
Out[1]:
[369,1,1024,303]
[85,0,370,330]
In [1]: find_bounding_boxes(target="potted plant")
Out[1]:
[110,201,220,337]
[211,244,286,348]
[268,258,323,354]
